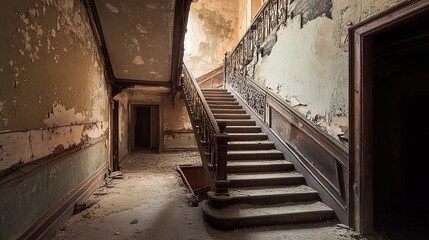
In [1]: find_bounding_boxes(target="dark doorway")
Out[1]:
[350,1,429,236]
[134,105,160,150]
[373,15,429,238]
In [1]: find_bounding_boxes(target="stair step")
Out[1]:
[201,201,334,230]
[227,133,268,141]
[203,94,234,98]
[210,105,243,109]
[214,114,250,119]
[205,97,236,101]
[207,185,319,207]
[225,126,261,133]
[202,89,228,92]
[228,141,275,150]
[227,159,294,172]
[227,171,304,187]
[208,101,239,105]
[211,109,247,114]
[217,119,255,126]
[227,150,283,160]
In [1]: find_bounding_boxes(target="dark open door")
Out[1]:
[134,105,160,151]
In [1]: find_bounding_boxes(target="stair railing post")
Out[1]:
[214,122,230,196]
[223,52,227,89]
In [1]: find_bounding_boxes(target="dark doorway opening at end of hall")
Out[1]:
[133,105,160,153]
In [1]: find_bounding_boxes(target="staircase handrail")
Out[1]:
[180,62,230,195]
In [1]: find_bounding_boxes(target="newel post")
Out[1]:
[215,122,230,195]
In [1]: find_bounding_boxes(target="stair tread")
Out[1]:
[226,185,318,197]
[202,201,333,219]
[209,105,243,109]
[214,114,250,116]
[228,140,273,145]
[227,133,267,136]
[228,149,282,154]
[227,159,292,166]
[228,171,303,180]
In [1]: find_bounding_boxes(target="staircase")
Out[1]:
[200,88,335,230]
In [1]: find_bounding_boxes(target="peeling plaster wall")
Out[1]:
[0,0,108,171]
[114,91,129,161]
[253,0,406,139]
[184,0,240,77]
[0,1,109,238]
[237,0,248,37]
[163,93,196,150]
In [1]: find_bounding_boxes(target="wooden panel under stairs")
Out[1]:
[200,89,334,230]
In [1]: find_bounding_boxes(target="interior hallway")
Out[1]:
[52,151,360,240]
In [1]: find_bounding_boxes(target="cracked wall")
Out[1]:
[184,0,240,78]
[0,1,109,237]
[0,0,109,172]
[253,0,406,141]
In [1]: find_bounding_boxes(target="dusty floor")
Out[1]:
[52,151,366,240]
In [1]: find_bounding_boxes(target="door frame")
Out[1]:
[112,100,120,171]
[348,0,429,234]
[129,102,163,153]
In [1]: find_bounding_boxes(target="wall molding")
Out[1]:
[0,136,107,187]
[17,162,108,240]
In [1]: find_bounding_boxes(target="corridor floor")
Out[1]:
[52,151,363,240]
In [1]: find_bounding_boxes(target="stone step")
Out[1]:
[227,171,304,187]
[228,141,275,150]
[205,97,236,102]
[207,185,319,208]
[216,119,255,126]
[224,126,262,133]
[210,105,243,109]
[227,133,268,141]
[227,159,294,173]
[211,109,247,114]
[214,114,250,119]
[201,201,334,230]
[208,101,239,105]
[202,89,228,93]
[227,150,284,160]
[203,94,234,98]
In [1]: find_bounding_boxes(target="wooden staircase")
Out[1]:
[200,88,335,230]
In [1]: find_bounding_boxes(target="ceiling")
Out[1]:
[90,0,191,90]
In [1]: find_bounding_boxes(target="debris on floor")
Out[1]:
[52,151,365,240]
[74,199,100,214]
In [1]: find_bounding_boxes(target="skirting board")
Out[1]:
[17,162,108,240]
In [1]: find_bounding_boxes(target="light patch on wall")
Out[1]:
[43,104,86,127]
[0,101,6,128]
[105,3,120,13]
[145,4,158,10]
[131,37,140,52]
[0,132,32,170]
[132,56,144,65]
[136,24,147,34]
[0,102,4,115]
[0,121,107,171]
